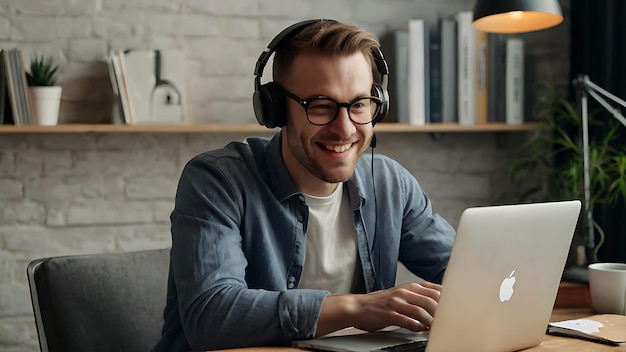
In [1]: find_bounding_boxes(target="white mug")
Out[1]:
[588,262,626,315]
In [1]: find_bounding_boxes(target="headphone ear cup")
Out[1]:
[266,82,287,127]
[253,82,286,128]
[253,86,269,127]
[371,83,389,124]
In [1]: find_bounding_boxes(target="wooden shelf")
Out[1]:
[375,122,538,133]
[0,122,538,134]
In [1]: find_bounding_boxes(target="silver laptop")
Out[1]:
[293,200,582,352]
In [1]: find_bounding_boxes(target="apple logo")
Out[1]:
[499,270,516,302]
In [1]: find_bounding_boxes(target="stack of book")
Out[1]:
[380,11,530,126]
[0,48,34,125]
[107,49,188,125]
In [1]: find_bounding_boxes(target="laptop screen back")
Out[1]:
[426,200,581,351]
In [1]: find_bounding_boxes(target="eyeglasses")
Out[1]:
[280,86,382,126]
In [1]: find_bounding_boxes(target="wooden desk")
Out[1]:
[213,307,625,352]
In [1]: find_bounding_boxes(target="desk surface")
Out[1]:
[213,307,626,352]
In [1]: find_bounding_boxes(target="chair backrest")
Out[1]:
[27,248,170,352]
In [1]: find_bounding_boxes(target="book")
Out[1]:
[14,49,33,125]
[2,49,18,124]
[0,51,7,124]
[487,33,507,123]
[439,18,457,123]
[547,314,626,345]
[379,30,409,123]
[475,29,488,124]
[2,49,33,125]
[524,53,537,122]
[456,11,477,126]
[429,28,442,123]
[106,50,129,124]
[407,19,429,126]
[505,38,524,125]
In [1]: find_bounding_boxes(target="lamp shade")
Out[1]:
[473,0,563,34]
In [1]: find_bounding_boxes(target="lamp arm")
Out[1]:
[577,74,626,128]
[573,73,626,264]
[586,89,626,128]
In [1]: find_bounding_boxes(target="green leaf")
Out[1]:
[28,54,59,86]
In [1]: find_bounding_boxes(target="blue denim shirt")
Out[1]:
[152,132,455,352]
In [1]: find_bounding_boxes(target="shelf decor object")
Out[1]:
[27,54,62,126]
[472,0,563,34]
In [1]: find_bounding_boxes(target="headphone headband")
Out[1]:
[254,19,326,79]
[253,19,390,128]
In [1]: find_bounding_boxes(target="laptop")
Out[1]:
[293,200,582,352]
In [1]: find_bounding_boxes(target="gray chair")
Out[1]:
[27,248,170,352]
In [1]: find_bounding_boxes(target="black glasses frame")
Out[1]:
[279,86,382,126]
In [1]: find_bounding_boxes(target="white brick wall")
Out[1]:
[0,0,570,350]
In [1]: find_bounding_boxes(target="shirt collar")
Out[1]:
[265,132,300,202]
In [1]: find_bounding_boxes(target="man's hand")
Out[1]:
[315,281,442,337]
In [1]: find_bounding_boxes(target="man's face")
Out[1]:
[281,50,375,196]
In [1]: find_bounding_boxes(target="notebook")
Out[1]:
[293,200,582,352]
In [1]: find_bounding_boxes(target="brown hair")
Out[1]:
[272,20,381,85]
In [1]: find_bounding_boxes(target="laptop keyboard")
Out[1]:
[376,340,428,352]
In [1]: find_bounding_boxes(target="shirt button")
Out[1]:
[299,195,305,202]
[289,276,296,282]
[288,282,295,289]
[297,215,303,222]
[297,222,303,230]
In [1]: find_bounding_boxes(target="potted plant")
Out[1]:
[27,54,62,126]
[509,82,626,269]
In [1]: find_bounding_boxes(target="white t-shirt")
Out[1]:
[298,183,359,294]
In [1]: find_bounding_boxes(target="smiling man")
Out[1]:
[152,19,456,352]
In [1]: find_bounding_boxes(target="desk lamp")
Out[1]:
[472,0,563,34]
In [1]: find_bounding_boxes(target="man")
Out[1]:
[152,19,455,352]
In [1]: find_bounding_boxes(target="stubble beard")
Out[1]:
[288,130,358,184]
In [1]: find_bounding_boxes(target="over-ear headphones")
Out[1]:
[253,19,390,129]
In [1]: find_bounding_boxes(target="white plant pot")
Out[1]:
[30,86,62,126]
